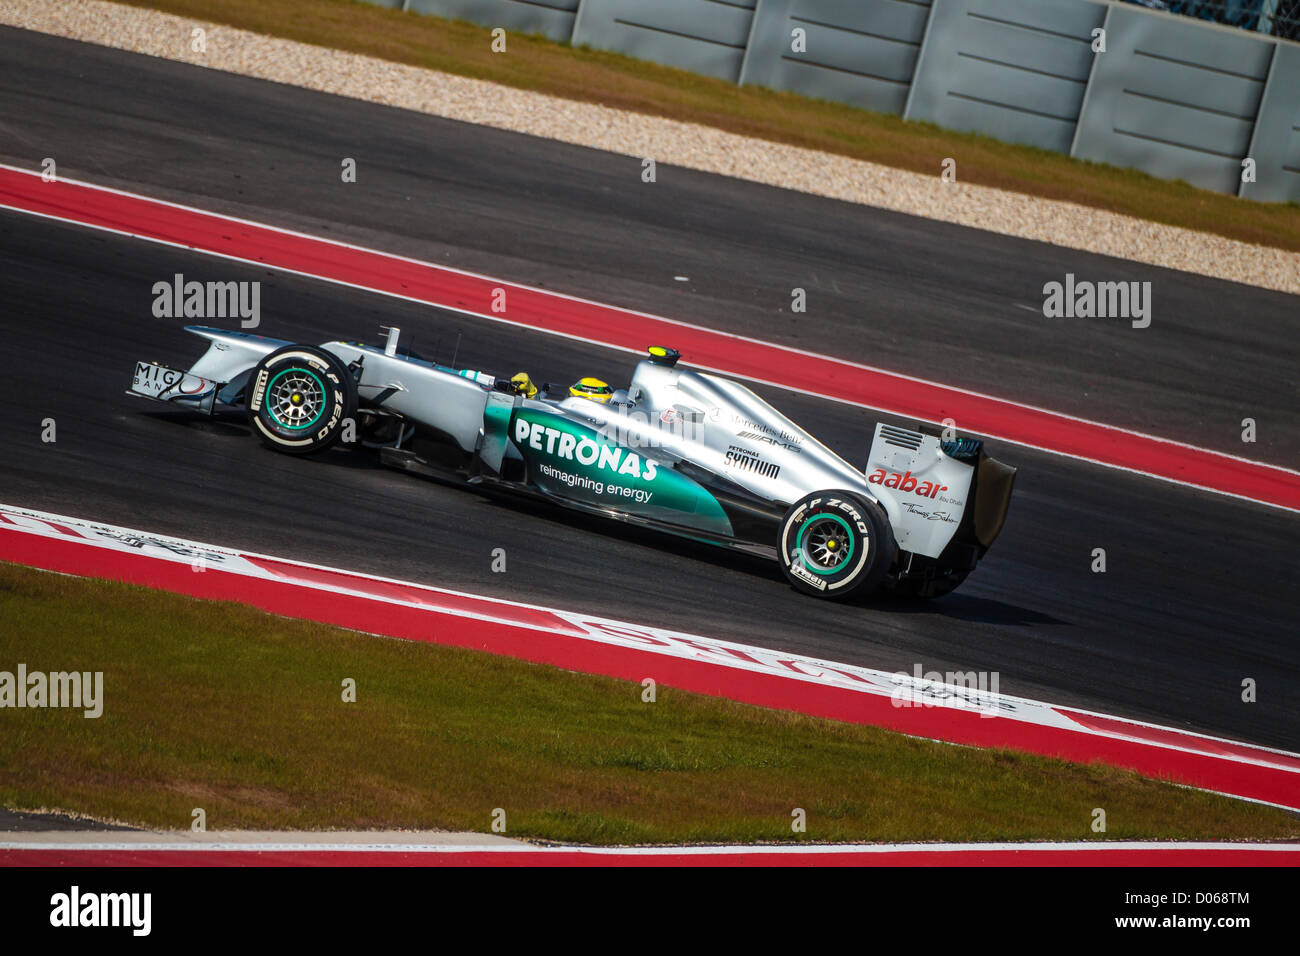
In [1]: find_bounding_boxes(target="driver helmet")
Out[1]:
[569,377,613,404]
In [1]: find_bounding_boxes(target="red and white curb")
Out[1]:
[3,502,1298,816]
[3,838,1298,867]
[1,164,1297,512]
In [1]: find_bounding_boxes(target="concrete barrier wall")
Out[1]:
[904,0,1104,154]
[1071,4,1274,194]
[361,0,1300,201]
[740,0,931,116]
[407,0,580,43]
[1240,41,1300,202]
[571,0,758,82]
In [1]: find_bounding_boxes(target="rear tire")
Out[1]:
[778,491,894,600]
[247,345,356,455]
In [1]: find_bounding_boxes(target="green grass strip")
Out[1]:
[2,561,1296,843]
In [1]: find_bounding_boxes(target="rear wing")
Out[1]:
[865,424,1016,559]
[970,448,1016,550]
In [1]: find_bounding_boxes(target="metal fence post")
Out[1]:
[1256,0,1278,35]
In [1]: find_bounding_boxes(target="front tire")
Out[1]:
[778,491,894,599]
[247,345,356,455]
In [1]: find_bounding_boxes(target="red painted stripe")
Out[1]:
[243,555,579,633]
[4,529,1297,811]
[1,167,1296,511]
[1,847,1294,867]
[1064,709,1300,772]
[0,512,82,536]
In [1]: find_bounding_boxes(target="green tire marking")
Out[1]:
[266,366,328,431]
[796,512,856,576]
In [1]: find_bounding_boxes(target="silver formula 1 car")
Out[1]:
[128,326,1016,600]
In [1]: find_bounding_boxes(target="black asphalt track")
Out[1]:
[2,27,1297,467]
[0,28,1296,750]
[1,214,1295,750]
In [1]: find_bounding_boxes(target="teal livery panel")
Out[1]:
[508,407,733,537]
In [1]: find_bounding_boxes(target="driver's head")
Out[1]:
[569,377,613,404]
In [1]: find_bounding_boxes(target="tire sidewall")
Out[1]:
[779,492,892,598]
[247,346,355,454]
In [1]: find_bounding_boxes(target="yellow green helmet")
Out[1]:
[569,377,613,403]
